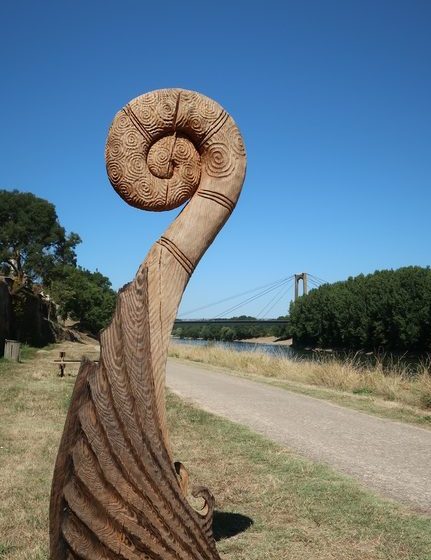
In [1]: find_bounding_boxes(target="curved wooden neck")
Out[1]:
[50,89,246,560]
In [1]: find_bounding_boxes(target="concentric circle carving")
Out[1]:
[205,142,235,178]
[147,137,174,179]
[106,88,246,211]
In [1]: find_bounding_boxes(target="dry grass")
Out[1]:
[1,341,431,559]
[0,342,96,560]
[168,343,431,426]
[169,394,431,560]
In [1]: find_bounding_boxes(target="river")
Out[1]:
[172,337,307,358]
[171,337,428,373]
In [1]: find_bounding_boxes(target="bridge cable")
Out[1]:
[214,281,291,318]
[307,278,322,289]
[180,275,293,317]
[260,281,293,318]
[256,279,293,318]
[256,281,290,318]
[308,274,328,285]
[214,277,293,318]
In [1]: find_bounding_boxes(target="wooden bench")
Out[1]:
[53,351,99,377]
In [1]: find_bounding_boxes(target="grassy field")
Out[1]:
[169,343,431,428]
[1,342,431,559]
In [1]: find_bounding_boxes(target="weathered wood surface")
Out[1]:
[49,89,246,559]
[4,339,21,362]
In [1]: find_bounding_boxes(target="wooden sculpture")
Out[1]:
[49,89,246,560]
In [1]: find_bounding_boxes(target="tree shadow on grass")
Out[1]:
[212,510,253,541]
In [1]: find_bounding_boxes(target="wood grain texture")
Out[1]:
[49,89,246,559]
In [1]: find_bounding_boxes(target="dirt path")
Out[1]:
[166,359,431,514]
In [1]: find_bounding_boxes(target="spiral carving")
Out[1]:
[106,89,245,211]
[51,89,246,560]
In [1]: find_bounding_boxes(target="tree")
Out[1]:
[220,326,235,341]
[288,267,431,353]
[49,266,116,335]
[172,326,183,338]
[0,190,81,283]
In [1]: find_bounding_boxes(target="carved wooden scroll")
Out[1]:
[49,89,246,559]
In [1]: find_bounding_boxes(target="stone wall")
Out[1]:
[10,286,58,348]
[0,278,82,356]
[0,278,12,355]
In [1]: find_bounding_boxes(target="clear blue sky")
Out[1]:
[1,1,430,318]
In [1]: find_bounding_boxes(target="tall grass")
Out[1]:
[169,343,431,412]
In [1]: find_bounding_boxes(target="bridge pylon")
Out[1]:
[294,272,308,301]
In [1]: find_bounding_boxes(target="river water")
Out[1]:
[171,337,428,373]
[172,337,304,358]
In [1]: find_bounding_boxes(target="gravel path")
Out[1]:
[166,359,431,513]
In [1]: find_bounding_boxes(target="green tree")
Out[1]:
[288,267,431,353]
[50,266,116,335]
[199,326,212,340]
[172,326,183,338]
[0,190,81,283]
[220,326,235,341]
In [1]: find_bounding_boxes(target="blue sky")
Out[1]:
[1,1,430,318]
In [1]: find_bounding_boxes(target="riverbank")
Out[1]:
[1,342,431,559]
[238,336,292,345]
[169,342,431,428]
[172,335,293,346]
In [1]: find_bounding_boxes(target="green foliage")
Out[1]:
[172,318,291,342]
[0,190,117,337]
[219,326,235,341]
[0,190,81,283]
[288,267,431,352]
[49,266,116,335]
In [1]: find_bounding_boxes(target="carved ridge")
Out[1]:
[158,237,194,276]
[72,438,171,551]
[197,190,235,213]
[89,325,215,559]
[90,374,214,560]
[78,402,208,560]
[76,360,215,559]
[197,111,229,149]
[62,511,116,560]
[124,105,153,143]
[64,470,178,560]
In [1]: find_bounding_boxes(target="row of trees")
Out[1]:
[288,267,431,352]
[0,190,116,334]
[173,317,290,341]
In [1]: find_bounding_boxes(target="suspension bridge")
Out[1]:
[175,272,326,327]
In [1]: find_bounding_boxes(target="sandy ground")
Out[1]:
[240,336,292,345]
